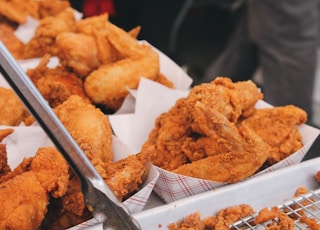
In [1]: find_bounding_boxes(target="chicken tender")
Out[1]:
[104,154,149,200]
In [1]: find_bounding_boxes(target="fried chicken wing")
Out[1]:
[84,22,160,111]
[239,105,307,165]
[173,103,270,182]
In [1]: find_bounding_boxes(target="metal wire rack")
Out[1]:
[230,188,320,229]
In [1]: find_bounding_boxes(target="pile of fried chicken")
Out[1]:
[0,0,174,115]
[140,77,307,183]
[0,95,149,230]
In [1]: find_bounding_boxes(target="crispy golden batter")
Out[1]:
[104,154,149,200]
[0,0,39,24]
[238,105,307,165]
[154,73,175,89]
[140,77,263,171]
[54,95,114,166]
[45,154,148,229]
[0,23,25,59]
[173,104,270,182]
[23,7,76,59]
[27,55,91,108]
[0,129,13,178]
[56,32,101,77]
[0,147,69,230]
[0,87,31,126]
[140,98,190,170]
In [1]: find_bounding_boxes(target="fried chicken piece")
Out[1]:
[23,7,76,59]
[37,0,71,18]
[27,55,91,108]
[0,129,14,178]
[0,0,39,24]
[0,22,25,59]
[0,172,48,230]
[56,32,101,77]
[44,154,148,230]
[141,98,191,170]
[54,95,114,168]
[0,147,69,230]
[140,77,263,171]
[186,77,263,122]
[254,206,294,230]
[238,105,307,165]
[104,154,149,200]
[75,13,120,65]
[0,87,31,126]
[57,13,120,78]
[173,104,270,182]
[84,22,160,111]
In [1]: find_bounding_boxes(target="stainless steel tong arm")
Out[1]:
[0,42,141,230]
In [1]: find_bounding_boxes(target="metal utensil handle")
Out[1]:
[0,42,141,230]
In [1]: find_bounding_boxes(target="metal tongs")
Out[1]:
[0,42,141,230]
